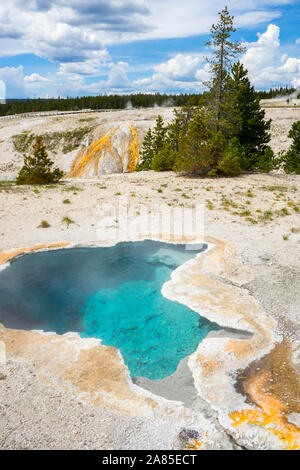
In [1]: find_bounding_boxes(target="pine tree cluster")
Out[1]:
[137,7,284,177]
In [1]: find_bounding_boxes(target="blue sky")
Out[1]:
[0,0,299,98]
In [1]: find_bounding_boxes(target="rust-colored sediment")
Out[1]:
[231,341,300,450]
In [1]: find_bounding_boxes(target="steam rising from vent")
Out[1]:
[275,88,300,99]
[126,100,134,110]
[153,98,175,108]
[290,88,300,99]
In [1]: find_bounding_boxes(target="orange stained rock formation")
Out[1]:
[67,127,118,177]
[67,123,139,178]
[128,124,140,172]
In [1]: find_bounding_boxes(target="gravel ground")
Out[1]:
[0,358,190,450]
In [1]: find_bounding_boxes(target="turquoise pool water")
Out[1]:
[0,240,220,379]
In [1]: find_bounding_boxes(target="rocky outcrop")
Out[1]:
[67,122,139,178]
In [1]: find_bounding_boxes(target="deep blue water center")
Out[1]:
[0,240,220,379]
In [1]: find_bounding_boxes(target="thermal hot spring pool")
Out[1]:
[0,240,220,379]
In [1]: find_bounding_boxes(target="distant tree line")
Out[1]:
[0,94,202,116]
[0,87,298,117]
[254,86,297,100]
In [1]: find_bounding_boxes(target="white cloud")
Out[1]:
[134,22,300,93]
[280,57,300,74]
[101,64,131,90]
[57,63,133,96]
[0,6,23,39]
[243,24,280,70]
[281,53,288,63]
[0,66,61,98]
[121,0,287,42]
[58,52,110,77]
[279,57,300,87]
[0,2,298,96]
[134,53,210,92]
[241,24,300,88]
[0,66,25,98]
[26,21,108,63]
[134,78,152,86]
[0,62,133,98]
[0,1,151,63]
[154,54,203,80]
[2,20,300,99]
[24,73,50,82]
[0,1,292,61]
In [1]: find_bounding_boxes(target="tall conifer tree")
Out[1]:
[205,6,245,138]
[231,62,272,170]
[283,121,300,174]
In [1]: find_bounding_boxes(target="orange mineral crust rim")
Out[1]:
[0,242,69,265]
